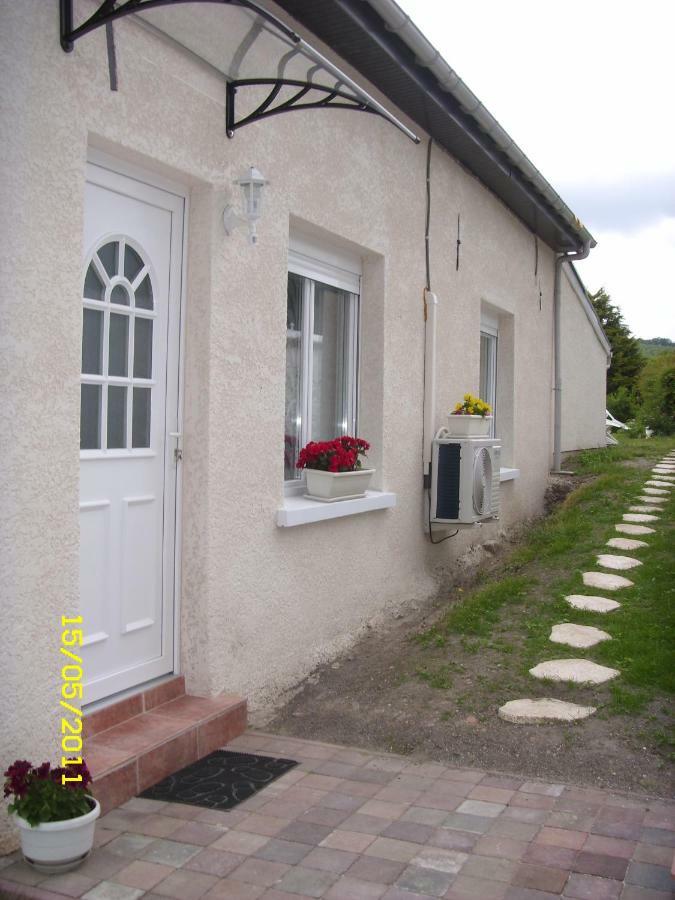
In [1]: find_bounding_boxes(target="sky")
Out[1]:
[396,0,675,340]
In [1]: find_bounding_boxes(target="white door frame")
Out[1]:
[85,148,189,697]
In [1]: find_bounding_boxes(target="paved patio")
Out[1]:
[1,731,674,900]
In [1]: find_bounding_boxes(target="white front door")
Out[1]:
[79,161,184,704]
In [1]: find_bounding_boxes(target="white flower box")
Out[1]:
[446,414,492,437]
[304,468,375,502]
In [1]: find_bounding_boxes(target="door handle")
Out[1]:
[169,432,183,462]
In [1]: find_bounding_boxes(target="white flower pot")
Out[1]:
[305,468,375,501]
[12,796,100,874]
[446,414,492,437]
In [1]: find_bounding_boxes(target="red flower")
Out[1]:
[296,436,370,473]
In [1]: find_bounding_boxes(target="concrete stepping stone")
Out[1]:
[583,571,633,590]
[566,594,621,613]
[623,513,659,522]
[550,623,611,648]
[630,506,662,514]
[643,487,670,495]
[652,469,675,476]
[596,554,642,571]
[637,496,666,504]
[607,537,648,550]
[615,523,655,535]
[530,659,619,685]
[645,480,673,487]
[498,698,596,724]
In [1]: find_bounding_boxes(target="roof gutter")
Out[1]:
[361,0,596,252]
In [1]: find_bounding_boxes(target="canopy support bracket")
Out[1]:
[226,79,376,137]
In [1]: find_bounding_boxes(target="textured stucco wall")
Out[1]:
[0,0,578,850]
[560,266,608,452]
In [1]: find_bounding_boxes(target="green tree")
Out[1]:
[589,288,644,395]
[637,350,675,435]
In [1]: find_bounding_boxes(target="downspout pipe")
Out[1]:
[552,240,592,473]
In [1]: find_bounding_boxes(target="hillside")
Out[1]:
[638,337,674,358]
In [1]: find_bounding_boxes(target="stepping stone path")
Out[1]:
[566,594,620,613]
[501,453,675,726]
[616,522,655,535]
[607,537,648,550]
[498,698,596,723]
[550,623,611,648]
[596,553,642,571]
[530,659,619,685]
[583,571,633,590]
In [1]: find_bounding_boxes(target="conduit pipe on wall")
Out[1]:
[552,240,592,473]
[423,289,438,477]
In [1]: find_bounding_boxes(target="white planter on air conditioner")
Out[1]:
[12,797,100,874]
[446,414,492,437]
[304,468,375,502]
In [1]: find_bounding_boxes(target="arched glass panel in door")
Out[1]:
[80,238,155,451]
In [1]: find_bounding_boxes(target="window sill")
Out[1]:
[277,490,397,527]
[500,467,520,482]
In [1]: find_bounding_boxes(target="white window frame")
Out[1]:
[285,238,361,495]
[480,321,498,440]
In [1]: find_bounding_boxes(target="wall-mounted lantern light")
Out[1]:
[223,166,269,245]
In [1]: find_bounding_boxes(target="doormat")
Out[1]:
[139,750,298,811]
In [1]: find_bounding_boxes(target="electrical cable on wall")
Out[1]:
[455,213,461,271]
[421,137,457,544]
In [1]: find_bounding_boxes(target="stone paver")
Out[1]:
[498,698,596,723]
[529,659,619,685]
[582,571,634,590]
[606,537,648,551]
[623,513,659,523]
[2,732,675,900]
[636,496,666,504]
[642,487,669,495]
[549,623,610,648]
[596,554,642,571]
[565,594,620,613]
[630,506,663,514]
[644,480,673,487]
[615,523,655,535]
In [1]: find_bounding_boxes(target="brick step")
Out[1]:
[83,677,247,814]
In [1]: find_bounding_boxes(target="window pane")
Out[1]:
[311,282,350,442]
[107,386,127,449]
[135,274,153,310]
[110,284,130,306]
[82,308,103,374]
[124,245,144,282]
[132,387,151,448]
[133,318,153,378]
[108,313,129,376]
[80,384,101,450]
[480,331,497,438]
[97,242,118,278]
[83,264,105,301]
[284,274,303,480]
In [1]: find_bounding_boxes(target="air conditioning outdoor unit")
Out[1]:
[430,431,500,525]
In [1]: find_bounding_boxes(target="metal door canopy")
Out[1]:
[60,0,419,142]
